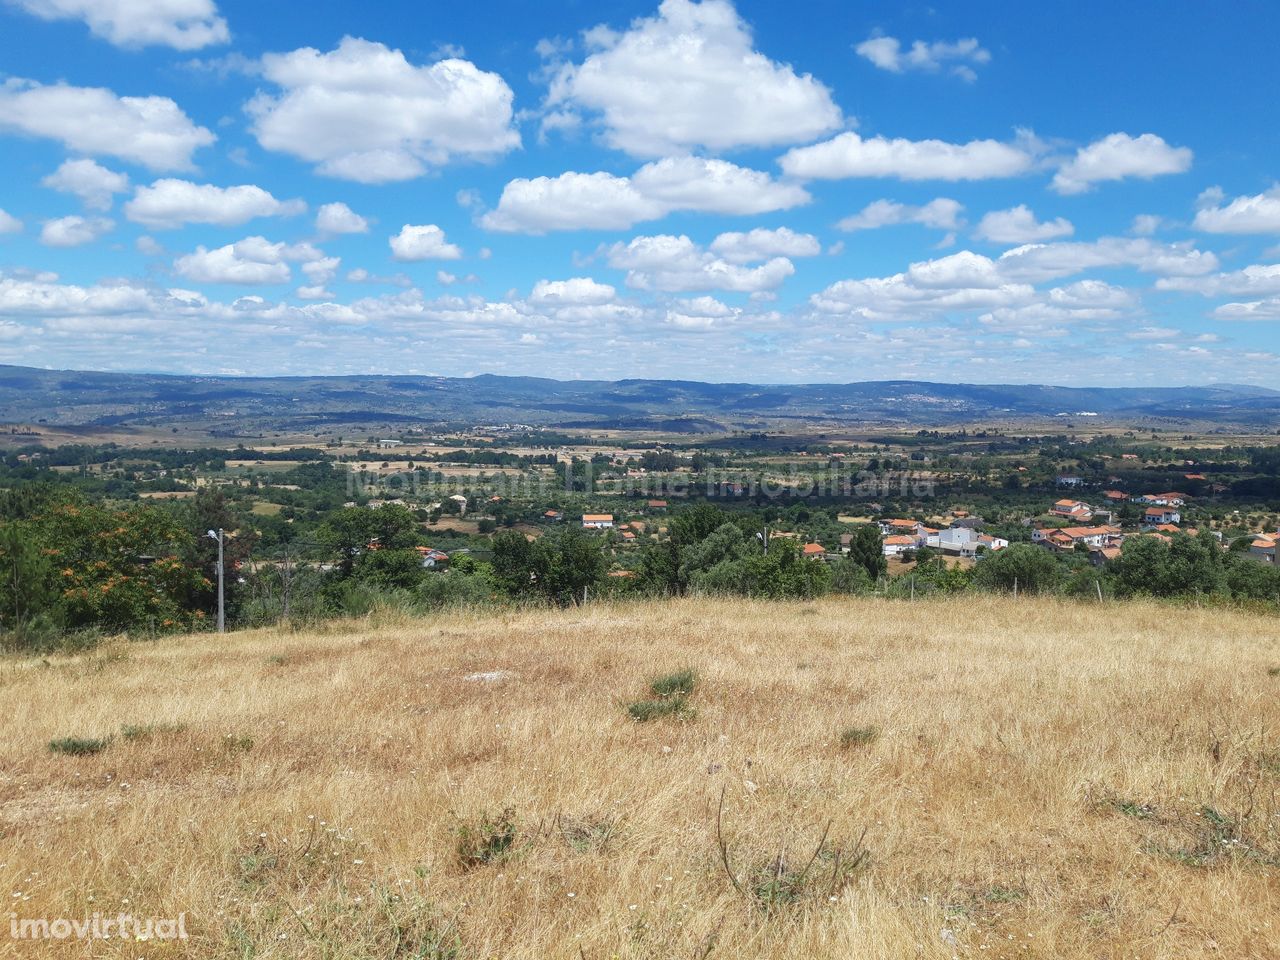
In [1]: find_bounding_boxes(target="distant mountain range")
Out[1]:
[2,364,1278,432]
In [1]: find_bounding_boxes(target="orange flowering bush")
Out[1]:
[17,499,207,634]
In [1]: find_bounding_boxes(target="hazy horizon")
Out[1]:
[6,359,1280,396]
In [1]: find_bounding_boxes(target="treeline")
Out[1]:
[414,450,559,467]
[4,494,1279,654]
[1,444,331,470]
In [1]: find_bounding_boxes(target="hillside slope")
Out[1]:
[3,362,1279,428]
[3,597,1278,959]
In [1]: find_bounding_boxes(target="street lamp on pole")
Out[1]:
[207,529,225,633]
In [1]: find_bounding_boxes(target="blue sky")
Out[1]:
[0,0,1278,385]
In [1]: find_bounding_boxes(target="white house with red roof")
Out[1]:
[1143,506,1181,525]
[1134,492,1187,507]
[1248,533,1276,565]
[1050,499,1094,521]
[882,534,918,557]
[878,518,924,537]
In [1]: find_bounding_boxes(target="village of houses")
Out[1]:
[364,482,1280,574]
[555,488,1277,570]
[873,487,1270,568]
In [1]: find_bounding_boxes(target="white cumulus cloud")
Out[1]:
[39,215,114,247]
[41,159,130,211]
[810,238,1215,325]
[0,78,215,171]
[837,198,963,232]
[1156,262,1280,297]
[973,205,1074,244]
[481,157,808,233]
[0,209,24,234]
[995,237,1216,283]
[1130,214,1163,236]
[174,236,324,284]
[482,172,659,234]
[246,37,519,183]
[1208,300,1280,323]
[665,294,739,328]
[7,0,228,49]
[606,233,795,292]
[315,201,369,234]
[628,157,810,214]
[708,227,820,263]
[530,277,617,305]
[545,0,842,156]
[1051,132,1191,194]
[780,131,1034,181]
[1212,298,1280,321]
[389,224,462,261]
[854,34,990,81]
[124,179,305,229]
[1192,185,1280,234]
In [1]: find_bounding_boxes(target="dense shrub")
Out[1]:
[1106,531,1225,598]
[973,543,1062,594]
[1224,556,1280,601]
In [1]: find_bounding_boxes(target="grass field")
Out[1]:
[2,597,1278,959]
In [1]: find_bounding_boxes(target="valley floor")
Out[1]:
[2,597,1278,959]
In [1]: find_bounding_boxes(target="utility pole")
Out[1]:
[208,529,225,633]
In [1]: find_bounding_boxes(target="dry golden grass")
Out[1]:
[2,597,1278,959]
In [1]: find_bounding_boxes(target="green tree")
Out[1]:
[0,520,57,639]
[668,503,729,548]
[637,537,680,595]
[830,557,873,594]
[679,523,748,587]
[490,527,606,605]
[1106,531,1225,598]
[490,530,546,597]
[973,543,1062,594]
[320,504,419,576]
[1225,556,1280,601]
[635,504,730,597]
[540,526,608,605]
[355,548,426,590]
[739,538,830,599]
[184,489,256,620]
[38,498,208,633]
[678,525,830,599]
[846,524,888,580]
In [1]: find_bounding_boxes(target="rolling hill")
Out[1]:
[2,363,1279,431]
